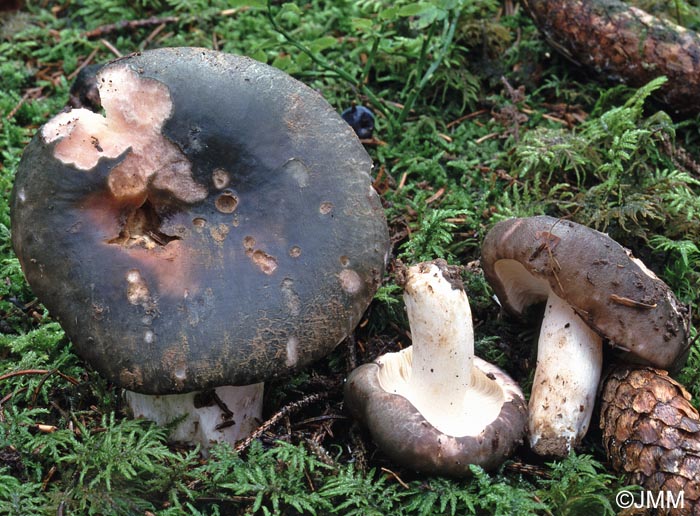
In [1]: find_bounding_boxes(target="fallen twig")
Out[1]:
[100,39,123,58]
[0,387,28,422]
[504,460,552,479]
[67,48,100,81]
[140,22,169,50]
[446,109,488,129]
[234,391,331,453]
[381,467,410,489]
[0,368,80,385]
[83,16,180,39]
[6,87,43,120]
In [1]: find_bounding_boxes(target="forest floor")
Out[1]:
[1,0,699,514]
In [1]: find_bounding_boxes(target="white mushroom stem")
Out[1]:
[125,383,264,452]
[377,262,506,437]
[403,264,475,413]
[528,291,603,456]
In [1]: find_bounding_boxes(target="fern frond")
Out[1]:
[649,235,700,268]
[0,468,47,516]
[537,453,617,516]
[400,207,469,262]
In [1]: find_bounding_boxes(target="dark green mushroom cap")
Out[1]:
[480,216,690,371]
[345,356,527,475]
[11,47,389,394]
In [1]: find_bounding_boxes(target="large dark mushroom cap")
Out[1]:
[480,216,689,370]
[11,48,389,394]
[345,356,527,475]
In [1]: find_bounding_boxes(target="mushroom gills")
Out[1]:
[377,348,507,437]
[493,258,550,313]
[376,262,506,437]
[528,291,603,456]
[344,259,527,474]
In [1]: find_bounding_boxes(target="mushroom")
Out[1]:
[340,105,375,140]
[68,63,102,112]
[480,216,690,457]
[10,48,390,448]
[344,260,527,475]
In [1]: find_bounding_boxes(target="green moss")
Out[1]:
[1,0,698,513]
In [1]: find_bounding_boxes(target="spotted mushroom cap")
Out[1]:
[480,216,690,371]
[11,48,390,394]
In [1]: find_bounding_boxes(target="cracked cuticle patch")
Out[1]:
[243,236,277,274]
[286,336,299,367]
[251,250,278,275]
[210,223,230,243]
[339,269,362,295]
[126,269,150,305]
[281,278,301,316]
[283,158,309,188]
[41,65,207,204]
[212,168,230,189]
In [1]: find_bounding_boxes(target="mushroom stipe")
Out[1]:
[481,216,690,457]
[11,48,390,447]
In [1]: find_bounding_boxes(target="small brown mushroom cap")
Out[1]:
[11,48,390,394]
[345,355,527,475]
[481,216,690,370]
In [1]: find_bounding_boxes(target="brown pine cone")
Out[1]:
[521,0,700,115]
[600,365,700,515]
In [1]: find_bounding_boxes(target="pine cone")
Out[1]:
[600,366,700,515]
[521,0,700,115]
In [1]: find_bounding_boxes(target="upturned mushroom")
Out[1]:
[344,260,527,475]
[11,48,390,448]
[481,216,690,457]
